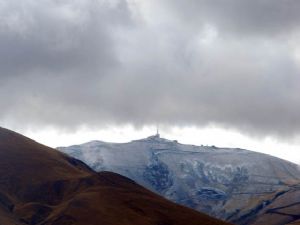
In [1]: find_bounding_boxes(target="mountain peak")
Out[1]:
[146,133,160,140]
[134,134,178,144]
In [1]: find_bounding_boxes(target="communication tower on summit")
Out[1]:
[156,124,160,138]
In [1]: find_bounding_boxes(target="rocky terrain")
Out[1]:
[0,127,230,225]
[59,134,300,224]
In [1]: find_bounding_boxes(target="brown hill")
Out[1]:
[250,184,300,225]
[0,127,230,225]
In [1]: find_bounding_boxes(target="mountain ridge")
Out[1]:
[66,134,297,165]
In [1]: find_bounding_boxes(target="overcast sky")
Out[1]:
[1,0,300,163]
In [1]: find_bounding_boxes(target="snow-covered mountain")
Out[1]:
[58,134,300,224]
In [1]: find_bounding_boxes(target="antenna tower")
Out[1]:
[156,124,160,137]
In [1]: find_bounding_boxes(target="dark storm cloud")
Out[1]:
[1,0,300,138]
[0,0,130,77]
[160,0,300,37]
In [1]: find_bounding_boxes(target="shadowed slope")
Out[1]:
[0,127,230,225]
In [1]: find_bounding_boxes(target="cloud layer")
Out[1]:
[1,0,300,138]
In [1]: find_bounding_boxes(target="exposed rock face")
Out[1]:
[0,128,230,225]
[59,135,300,224]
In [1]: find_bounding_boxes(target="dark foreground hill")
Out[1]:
[0,127,230,225]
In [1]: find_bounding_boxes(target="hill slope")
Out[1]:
[0,127,229,225]
[59,134,300,224]
[250,184,300,225]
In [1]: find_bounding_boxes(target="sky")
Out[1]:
[1,0,300,164]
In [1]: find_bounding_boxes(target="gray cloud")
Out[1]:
[159,0,300,37]
[1,0,300,139]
